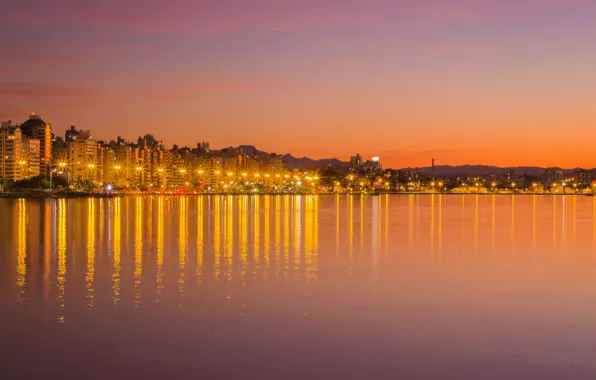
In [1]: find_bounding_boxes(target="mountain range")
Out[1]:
[217,145,350,170]
[217,146,593,176]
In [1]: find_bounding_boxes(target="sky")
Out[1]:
[2,0,596,168]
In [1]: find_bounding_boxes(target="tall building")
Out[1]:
[544,167,564,187]
[164,149,187,189]
[110,141,135,187]
[349,154,363,172]
[137,143,165,188]
[19,113,52,175]
[574,169,591,187]
[0,122,24,182]
[65,125,80,142]
[68,128,99,182]
[431,158,435,178]
[503,170,520,185]
[362,157,382,175]
[22,138,41,178]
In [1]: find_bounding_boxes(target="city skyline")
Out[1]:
[3,1,596,167]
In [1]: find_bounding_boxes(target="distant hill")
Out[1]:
[398,165,594,178]
[212,146,594,175]
[281,154,349,170]
[215,145,349,170]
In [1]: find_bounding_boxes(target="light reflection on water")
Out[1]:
[4,195,596,378]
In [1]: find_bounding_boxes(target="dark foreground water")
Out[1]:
[2,195,596,379]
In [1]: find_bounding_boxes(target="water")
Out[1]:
[3,195,596,379]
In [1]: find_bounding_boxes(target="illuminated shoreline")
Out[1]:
[1,191,591,199]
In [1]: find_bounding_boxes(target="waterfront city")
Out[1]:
[7,0,596,378]
[1,113,593,196]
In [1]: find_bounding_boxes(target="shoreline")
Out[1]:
[0,191,592,199]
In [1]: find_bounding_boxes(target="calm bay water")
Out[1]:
[3,195,596,379]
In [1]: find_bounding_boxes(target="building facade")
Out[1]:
[19,114,52,175]
[0,123,24,182]
[544,167,564,187]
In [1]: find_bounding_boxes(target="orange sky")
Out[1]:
[2,0,596,168]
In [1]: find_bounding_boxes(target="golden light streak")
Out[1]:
[224,196,233,283]
[474,195,479,252]
[293,196,301,281]
[16,199,27,304]
[385,194,389,253]
[214,196,221,281]
[275,196,281,278]
[178,196,188,301]
[533,195,537,249]
[240,196,248,286]
[254,196,261,276]
[553,196,557,251]
[511,195,515,252]
[573,196,577,244]
[336,194,340,257]
[134,197,143,306]
[461,195,465,252]
[371,196,379,276]
[304,195,314,283]
[196,196,204,285]
[492,195,495,253]
[359,195,364,251]
[409,195,414,249]
[43,202,51,301]
[430,194,435,256]
[86,199,95,309]
[438,194,443,257]
[113,197,121,306]
[264,196,271,280]
[57,199,67,323]
[314,195,319,281]
[157,197,164,300]
[284,195,290,280]
[348,195,354,277]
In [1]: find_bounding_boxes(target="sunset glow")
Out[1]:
[2,1,596,167]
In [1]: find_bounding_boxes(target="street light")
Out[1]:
[57,161,70,186]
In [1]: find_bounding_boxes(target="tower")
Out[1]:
[432,158,435,178]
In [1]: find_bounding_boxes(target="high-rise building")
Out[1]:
[19,113,52,174]
[65,125,80,142]
[68,128,99,182]
[503,170,520,185]
[432,158,435,178]
[362,156,382,175]
[349,154,363,172]
[544,167,564,187]
[22,138,41,178]
[574,169,591,187]
[0,122,24,182]
[111,143,135,187]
